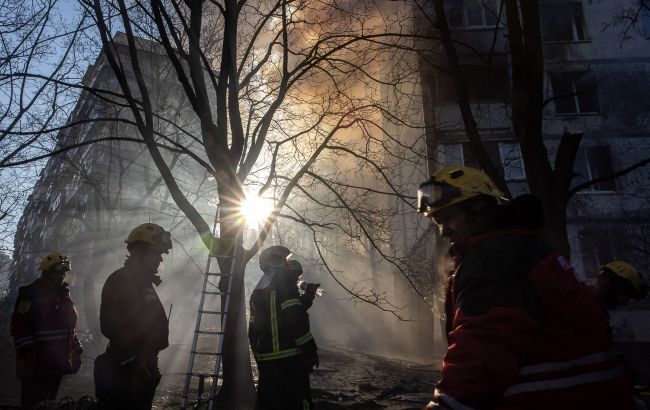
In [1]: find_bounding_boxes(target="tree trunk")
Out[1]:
[216,193,255,408]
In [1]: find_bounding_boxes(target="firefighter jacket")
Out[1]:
[435,199,635,410]
[99,259,169,366]
[10,277,83,378]
[248,272,317,363]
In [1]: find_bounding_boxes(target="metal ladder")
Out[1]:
[181,206,239,409]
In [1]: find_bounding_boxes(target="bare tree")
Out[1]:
[61,0,436,405]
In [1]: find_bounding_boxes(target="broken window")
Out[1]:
[540,1,588,42]
[434,65,509,102]
[572,145,617,192]
[550,71,600,114]
[447,0,499,27]
[641,1,650,38]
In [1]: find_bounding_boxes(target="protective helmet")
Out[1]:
[259,245,291,273]
[417,165,506,217]
[125,223,172,254]
[602,261,644,297]
[39,251,71,272]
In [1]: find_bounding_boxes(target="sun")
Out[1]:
[239,193,275,227]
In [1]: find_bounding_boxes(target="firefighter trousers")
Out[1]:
[255,356,313,410]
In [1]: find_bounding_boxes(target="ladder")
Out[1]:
[181,206,239,409]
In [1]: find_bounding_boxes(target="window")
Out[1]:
[572,146,616,192]
[434,65,509,102]
[550,71,600,114]
[436,140,523,181]
[448,0,499,28]
[641,2,650,38]
[499,142,525,180]
[540,2,588,42]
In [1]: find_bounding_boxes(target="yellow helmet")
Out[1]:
[602,261,643,295]
[417,165,506,217]
[125,223,172,254]
[39,251,71,272]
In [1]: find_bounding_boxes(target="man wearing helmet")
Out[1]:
[248,245,319,409]
[94,223,172,409]
[11,251,83,409]
[418,166,635,409]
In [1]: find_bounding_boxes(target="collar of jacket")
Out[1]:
[450,228,542,264]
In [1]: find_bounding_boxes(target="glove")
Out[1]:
[305,283,321,297]
[425,401,443,409]
[71,352,82,373]
[313,352,320,369]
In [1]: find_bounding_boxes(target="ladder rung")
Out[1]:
[191,350,222,356]
[188,372,222,378]
[196,330,224,335]
[203,290,227,295]
[206,272,229,277]
[199,310,222,315]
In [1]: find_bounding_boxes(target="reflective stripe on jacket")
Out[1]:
[248,274,316,362]
[10,277,82,378]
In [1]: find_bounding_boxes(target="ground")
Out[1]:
[0,334,440,409]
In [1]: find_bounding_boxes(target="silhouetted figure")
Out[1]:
[11,251,82,410]
[249,246,319,410]
[94,223,172,410]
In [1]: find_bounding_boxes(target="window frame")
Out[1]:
[448,0,500,29]
[550,71,600,115]
[541,1,589,43]
[498,142,526,181]
[572,145,617,193]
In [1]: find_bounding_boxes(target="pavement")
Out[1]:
[0,337,440,409]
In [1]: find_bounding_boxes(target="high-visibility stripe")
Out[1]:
[256,347,302,361]
[15,338,35,349]
[270,291,279,352]
[34,335,68,341]
[281,298,301,310]
[518,349,617,376]
[434,390,476,410]
[34,329,69,335]
[504,366,624,396]
[294,332,313,346]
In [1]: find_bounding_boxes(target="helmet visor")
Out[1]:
[153,230,173,253]
[417,180,462,216]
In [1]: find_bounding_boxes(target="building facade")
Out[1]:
[416,0,650,281]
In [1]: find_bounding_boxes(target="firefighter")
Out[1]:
[11,251,83,410]
[248,246,319,410]
[594,261,647,313]
[94,223,172,410]
[594,261,649,404]
[417,165,636,409]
